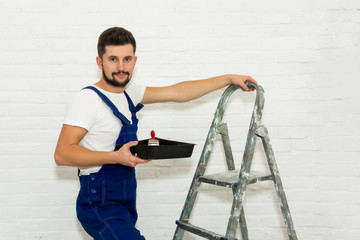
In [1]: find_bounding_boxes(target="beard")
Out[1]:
[102,68,131,88]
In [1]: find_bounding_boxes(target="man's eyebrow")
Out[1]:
[107,55,133,59]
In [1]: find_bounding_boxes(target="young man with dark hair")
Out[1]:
[54,27,257,240]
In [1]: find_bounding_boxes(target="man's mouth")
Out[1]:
[113,71,129,78]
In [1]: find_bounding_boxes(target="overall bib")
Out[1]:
[76,86,146,240]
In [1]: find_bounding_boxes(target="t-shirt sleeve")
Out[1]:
[63,90,100,131]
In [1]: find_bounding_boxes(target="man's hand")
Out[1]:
[229,74,258,92]
[55,125,151,167]
[115,141,151,167]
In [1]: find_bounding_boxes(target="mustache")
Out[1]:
[112,71,129,77]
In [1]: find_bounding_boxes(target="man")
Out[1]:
[54,27,257,240]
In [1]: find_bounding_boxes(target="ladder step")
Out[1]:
[198,170,273,188]
[175,220,236,240]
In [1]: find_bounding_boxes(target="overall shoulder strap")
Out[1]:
[82,86,131,125]
[123,91,144,112]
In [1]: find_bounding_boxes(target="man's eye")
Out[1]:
[110,58,117,62]
[124,57,132,62]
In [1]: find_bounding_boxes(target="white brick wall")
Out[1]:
[1,0,359,239]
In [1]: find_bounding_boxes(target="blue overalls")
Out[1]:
[76,86,146,240]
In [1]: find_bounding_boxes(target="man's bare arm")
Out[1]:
[54,125,149,167]
[141,74,257,104]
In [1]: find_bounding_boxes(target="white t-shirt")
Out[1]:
[63,81,146,175]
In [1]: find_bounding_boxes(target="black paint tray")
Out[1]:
[116,138,195,160]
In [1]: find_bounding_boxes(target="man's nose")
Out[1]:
[117,60,125,71]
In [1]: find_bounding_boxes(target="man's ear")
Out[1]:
[96,56,102,70]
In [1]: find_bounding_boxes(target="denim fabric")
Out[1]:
[77,87,145,240]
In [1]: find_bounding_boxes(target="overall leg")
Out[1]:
[77,169,146,240]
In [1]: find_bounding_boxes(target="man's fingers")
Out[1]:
[137,158,151,164]
[240,81,250,91]
[131,156,151,166]
[247,76,258,84]
[124,141,138,148]
[241,76,258,92]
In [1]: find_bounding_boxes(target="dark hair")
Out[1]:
[97,27,136,58]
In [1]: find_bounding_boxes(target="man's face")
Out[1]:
[97,44,137,88]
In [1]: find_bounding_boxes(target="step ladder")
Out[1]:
[173,82,297,240]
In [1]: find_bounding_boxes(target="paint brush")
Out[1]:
[148,130,160,146]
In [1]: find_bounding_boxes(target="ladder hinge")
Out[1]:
[254,125,268,137]
[216,123,229,136]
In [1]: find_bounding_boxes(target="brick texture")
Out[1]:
[1,0,359,239]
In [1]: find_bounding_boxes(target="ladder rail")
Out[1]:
[173,84,244,240]
[257,126,298,240]
[225,83,264,239]
[217,123,236,170]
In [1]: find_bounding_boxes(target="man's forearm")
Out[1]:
[169,75,233,102]
[54,144,117,167]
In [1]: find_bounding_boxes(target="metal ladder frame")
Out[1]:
[173,82,297,240]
